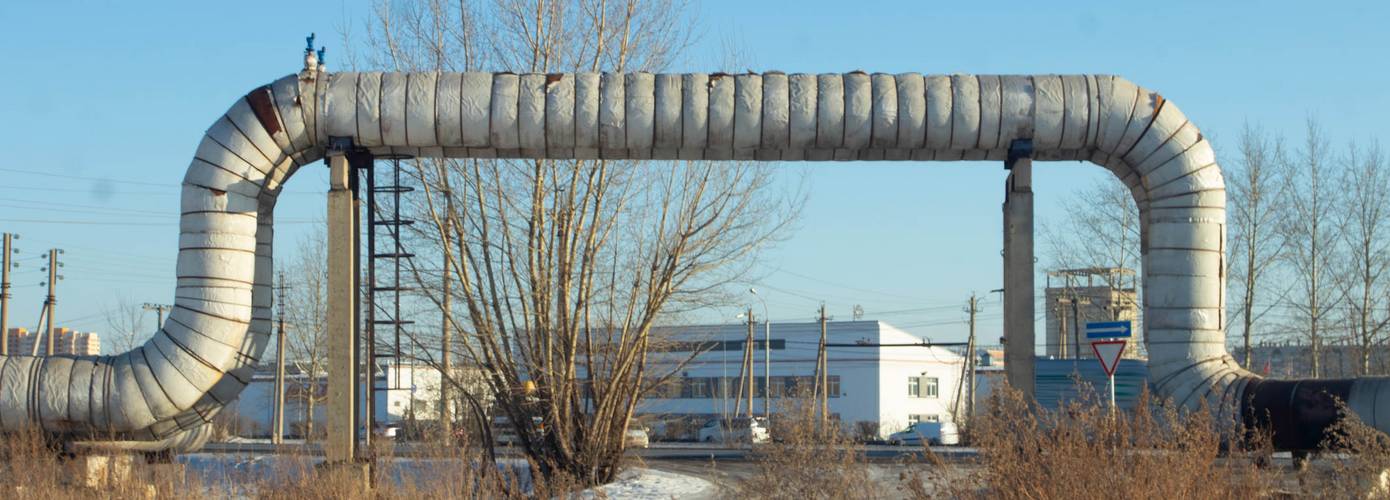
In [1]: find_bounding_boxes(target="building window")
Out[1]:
[908,376,939,398]
[908,414,940,425]
[653,339,788,353]
[644,375,844,400]
[680,377,712,398]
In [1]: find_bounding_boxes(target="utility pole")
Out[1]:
[745,307,755,419]
[963,293,979,430]
[750,288,770,421]
[1,233,14,356]
[816,304,830,429]
[142,303,172,328]
[42,249,62,356]
[272,272,288,445]
[440,190,454,439]
[1070,293,1090,359]
[1056,297,1070,358]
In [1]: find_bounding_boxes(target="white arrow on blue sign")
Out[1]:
[1086,321,1132,339]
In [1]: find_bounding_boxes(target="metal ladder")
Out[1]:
[363,157,416,438]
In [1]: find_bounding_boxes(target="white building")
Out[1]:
[639,320,965,439]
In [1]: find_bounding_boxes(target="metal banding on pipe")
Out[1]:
[3,70,1378,452]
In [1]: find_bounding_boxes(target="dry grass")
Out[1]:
[922,387,1273,499]
[13,393,1390,498]
[736,400,879,499]
[0,429,186,499]
[1307,406,1390,497]
[739,389,1356,499]
[0,429,589,499]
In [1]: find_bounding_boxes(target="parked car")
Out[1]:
[698,417,771,444]
[887,421,960,446]
[491,415,543,446]
[373,423,401,439]
[623,427,651,448]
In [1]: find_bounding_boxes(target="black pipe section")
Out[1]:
[1241,378,1352,451]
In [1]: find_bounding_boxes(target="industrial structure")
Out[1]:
[1043,267,1141,359]
[639,320,966,439]
[0,38,1377,459]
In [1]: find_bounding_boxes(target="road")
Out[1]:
[196,440,975,497]
[200,440,977,462]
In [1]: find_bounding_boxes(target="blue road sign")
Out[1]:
[1086,321,1132,339]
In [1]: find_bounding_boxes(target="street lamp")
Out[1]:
[749,287,770,421]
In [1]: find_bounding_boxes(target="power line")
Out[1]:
[772,267,935,302]
[0,167,172,187]
[0,185,177,196]
[0,167,325,194]
[0,218,321,226]
[0,219,176,226]
[0,198,173,216]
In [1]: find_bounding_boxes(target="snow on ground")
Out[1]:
[580,468,717,500]
[183,453,713,499]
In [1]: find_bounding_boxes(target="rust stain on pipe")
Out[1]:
[245,86,283,136]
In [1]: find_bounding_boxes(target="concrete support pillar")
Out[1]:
[325,152,358,463]
[1002,141,1035,399]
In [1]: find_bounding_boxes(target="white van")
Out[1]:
[887,421,960,446]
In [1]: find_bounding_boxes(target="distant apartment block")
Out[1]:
[5,327,101,356]
[1043,267,1142,360]
[1244,341,1390,379]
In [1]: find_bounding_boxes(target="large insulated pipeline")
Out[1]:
[0,66,1375,451]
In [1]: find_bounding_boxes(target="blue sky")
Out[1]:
[0,0,1386,351]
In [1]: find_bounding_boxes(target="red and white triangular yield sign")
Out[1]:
[1091,340,1127,376]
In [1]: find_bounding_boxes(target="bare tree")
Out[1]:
[1226,124,1287,368]
[1278,118,1344,378]
[282,228,331,438]
[1336,140,1390,375]
[1040,176,1144,345]
[1041,177,1143,285]
[102,296,147,353]
[356,0,799,485]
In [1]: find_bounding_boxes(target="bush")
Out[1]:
[1311,405,1390,497]
[854,421,881,443]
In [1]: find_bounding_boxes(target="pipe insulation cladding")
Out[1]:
[0,69,1381,451]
